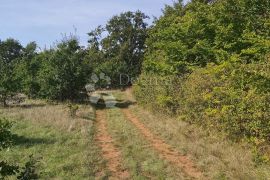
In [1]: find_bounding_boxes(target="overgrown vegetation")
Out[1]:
[0,11,148,103]
[1,0,270,178]
[117,90,270,179]
[0,117,39,179]
[134,0,270,150]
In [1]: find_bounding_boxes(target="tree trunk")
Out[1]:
[2,97,7,107]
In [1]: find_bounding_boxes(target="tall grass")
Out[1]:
[0,100,106,179]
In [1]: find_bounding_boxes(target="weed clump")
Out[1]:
[67,103,79,118]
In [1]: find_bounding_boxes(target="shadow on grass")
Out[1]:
[78,112,96,121]
[12,134,55,147]
[2,103,47,109]
[14,104,46,109]
[92,95,137,110]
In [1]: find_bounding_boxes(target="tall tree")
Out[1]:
[16,42,41,98]
[87,11,149,86]
[0,39,23,106]
[38,38,91,101]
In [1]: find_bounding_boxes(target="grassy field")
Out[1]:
[0,100,107,179]
[1,91,270,179]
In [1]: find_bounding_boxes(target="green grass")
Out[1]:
[0,103,106,179]
[127,98,270,179]
[2,90,269,179]
[106,108,186,179]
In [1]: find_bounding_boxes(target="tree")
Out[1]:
[0,39,23,106]
[104,11,149,77]
[135,0,270,146]
[142,0,270,75]
[87,11,149,86]
[38,38,91,101]
[16,42,41,98]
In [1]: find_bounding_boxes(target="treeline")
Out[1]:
[0,0,270,153]
[134,0,270,148]
[0,11,148,105]
[0,10,148,178]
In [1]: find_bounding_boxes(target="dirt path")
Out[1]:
[121,108,203,179]
[95,110,129,179]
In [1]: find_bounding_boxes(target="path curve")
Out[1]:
[95,110,129,179]
[122,108,203,179]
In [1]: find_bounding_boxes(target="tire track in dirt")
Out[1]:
[95,110,129,179]
[121,108,203,179]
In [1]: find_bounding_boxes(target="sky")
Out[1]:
[0,0,188,48]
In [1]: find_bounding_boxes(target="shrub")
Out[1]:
[0,117,40,179]
[17,155,40,180]
[67,103,79,118]
[0,117,13,150]
[133,74,181,114]
[37,38,91,101]
[134,58,270,143]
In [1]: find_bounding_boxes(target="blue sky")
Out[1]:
[0,0,188,48]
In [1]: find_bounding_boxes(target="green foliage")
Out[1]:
[0,11,148,102]
[0,39,23,106]
[135,0,270,158]
[0,117,40,179]
[0,161,19,178]
[134,74,180,114]
[143,0,270,75]
[16,42,41,98]
[252,147,270,166]
[67,103,79,118]
[38,38,91,101]
[0,156,39,180]
[0,118,19,179]
[135,58,270,143]
[87,11,149,86]
[0,117,13,150]
[180,60,270,141]
[0,37,93,102]
[17,155,39,180]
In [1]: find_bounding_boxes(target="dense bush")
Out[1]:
[133,74,181,114]
[134,57,270,142]
[143,0,270,76]
[134,0,270,146]
[181,59,269,141]
[0,117,40,179]
[0,117,13,150]
[0,37,92,103]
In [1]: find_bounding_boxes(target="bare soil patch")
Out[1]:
[95,110,129,179]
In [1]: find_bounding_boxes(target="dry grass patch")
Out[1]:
[0,99,95,134]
